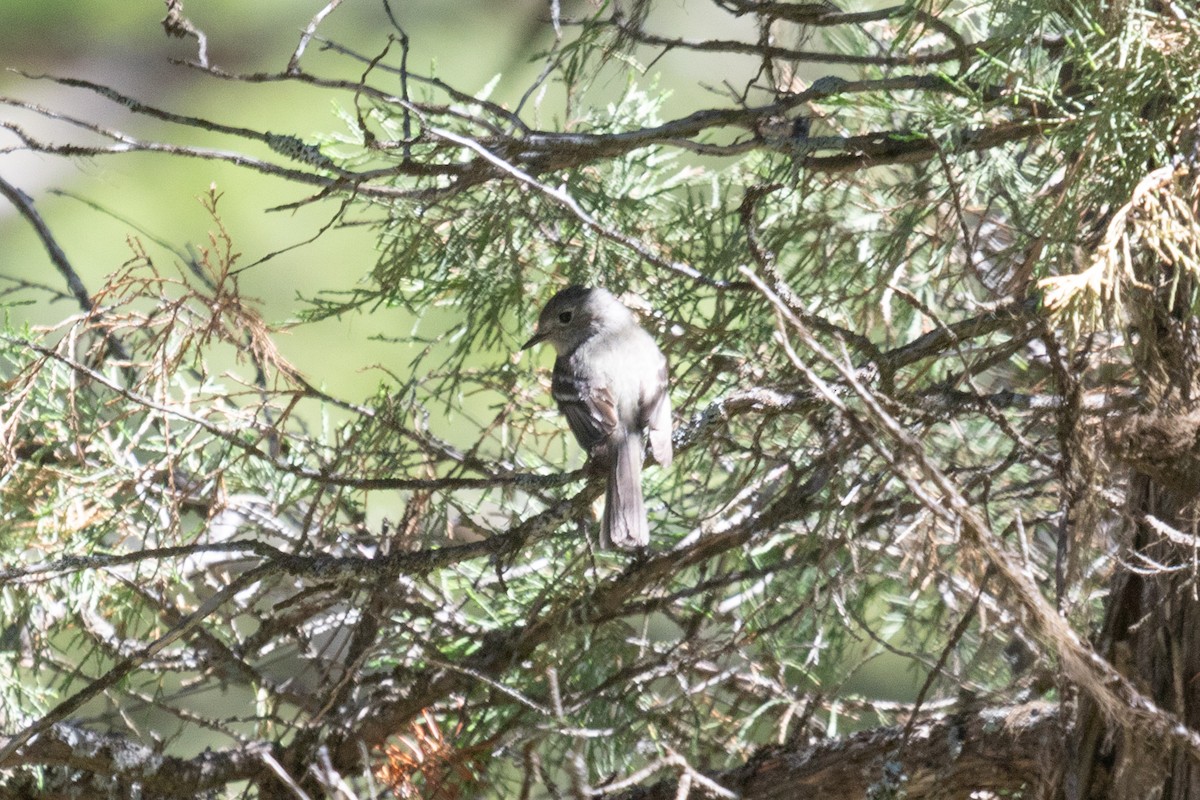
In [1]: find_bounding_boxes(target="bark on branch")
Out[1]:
[622,702,1063,800]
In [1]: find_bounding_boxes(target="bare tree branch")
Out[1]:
[620,703,1063,800]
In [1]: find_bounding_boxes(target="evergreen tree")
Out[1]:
[2,1,1199,796]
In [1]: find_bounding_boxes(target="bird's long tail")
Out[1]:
[602,432,648,549]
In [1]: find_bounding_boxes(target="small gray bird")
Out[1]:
[522,286,673,549]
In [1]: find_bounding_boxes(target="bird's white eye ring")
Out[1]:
[558,310,573,324]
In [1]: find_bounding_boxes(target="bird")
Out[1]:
[522,285,673,549]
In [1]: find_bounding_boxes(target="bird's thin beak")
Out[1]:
[521,330,546,351]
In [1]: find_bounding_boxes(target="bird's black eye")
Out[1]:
[558,310,573,324]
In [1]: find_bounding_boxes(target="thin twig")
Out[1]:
[0,176,131,362]
[289,0,344,74]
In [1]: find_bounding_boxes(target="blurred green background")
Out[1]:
[1,1,558,384]
[0,0,759,385]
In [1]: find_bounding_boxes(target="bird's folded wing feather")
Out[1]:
[643,359,673,467]
[552,359,617,453]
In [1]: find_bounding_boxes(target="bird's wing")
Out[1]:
[642,357,673,467]
[553,358,617,453]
